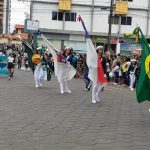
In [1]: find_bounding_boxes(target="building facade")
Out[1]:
[0,0,11,34]
[0,0,4,33]
[31,0,150,53]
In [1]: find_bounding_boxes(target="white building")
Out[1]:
[31,0,150,53]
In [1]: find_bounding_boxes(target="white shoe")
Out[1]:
[61,91,64,94]
[96,98,101,102]
[92,99,97,104]
[130,88,134,91]
[85,88,88,91]
[35,84,39,88]
[66,90,72,94]
[39,83,43,87]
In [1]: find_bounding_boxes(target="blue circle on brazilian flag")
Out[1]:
[145,55,150,79]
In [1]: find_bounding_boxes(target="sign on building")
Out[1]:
[115,1,128,15]
[59,0,71,11]
[24,19,40,32]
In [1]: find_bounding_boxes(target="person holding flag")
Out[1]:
[57,47,74,94]
[92,46,107,103]
[32,47,48,88]
[41,34,76,94]
[125,27,150,109]
[78,15,107,104]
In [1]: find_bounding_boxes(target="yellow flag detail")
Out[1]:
[145,55,150,79]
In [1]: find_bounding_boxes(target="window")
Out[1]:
[52,11,76,22]
[71,13,76,22]
[108,15,119,25]
[121,16,132,25]
[52,11,57,20]
[65,12,76,22]
[58,12,63,21]
[52,11,63,21]
[65,12,70,21]
[122,0,133,1]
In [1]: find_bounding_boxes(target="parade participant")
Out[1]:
[128,59,138,91]
[57,47,74,94]
[77,15,107,104]
[32,47,47,88]
[7,53,14,80]
[41,34,76,94]
[91,46,107,103]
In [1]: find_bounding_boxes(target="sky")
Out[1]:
[10,0,30,33]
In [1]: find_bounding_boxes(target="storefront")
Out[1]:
[92,36,119,53]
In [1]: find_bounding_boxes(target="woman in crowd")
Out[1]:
[17,52,22,69]
[7,53,14,80]
[128,59,138,91]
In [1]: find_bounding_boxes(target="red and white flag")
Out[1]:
[78,15,107,84]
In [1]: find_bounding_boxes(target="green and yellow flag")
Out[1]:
[136,29,150,103]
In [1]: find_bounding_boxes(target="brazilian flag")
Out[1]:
[136,29,150,103]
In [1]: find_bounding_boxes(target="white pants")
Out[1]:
[92,81,103,101]
[34,64,44,87]
[129,74,136,89]
[59,81,70,93]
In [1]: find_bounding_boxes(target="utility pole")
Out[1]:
[90,0,94,32]
[107,0,114,52]
[30,0,33,20]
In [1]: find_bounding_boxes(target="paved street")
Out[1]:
[0,70,150,150]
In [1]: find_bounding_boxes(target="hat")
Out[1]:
[37,47,42,50]
[65,47,72,50]
[96,45,104,50]
[131,59,137,62]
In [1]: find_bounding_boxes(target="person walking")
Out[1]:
[33,47,46,88]
[91,46,107,104]
[128,59,138,91]
[57,47,74,94]
[7,53,14,80]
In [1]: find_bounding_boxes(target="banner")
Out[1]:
[0,56,8,76]
[119,43,141,56]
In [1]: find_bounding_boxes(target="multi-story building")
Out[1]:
[0,0,11,34]
[0,0,4,33]
[31,0,150,53]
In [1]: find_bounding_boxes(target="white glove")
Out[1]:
[104,74,107,78]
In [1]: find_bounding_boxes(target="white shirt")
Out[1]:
[8,56,14,63]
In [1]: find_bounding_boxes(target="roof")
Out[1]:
[15,24,24,29]
[0,33,28,41]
